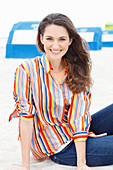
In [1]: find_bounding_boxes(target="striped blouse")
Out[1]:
[9,54,91,159]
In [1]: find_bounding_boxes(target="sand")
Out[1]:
[0,47,113,170]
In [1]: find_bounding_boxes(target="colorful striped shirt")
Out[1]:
[9,54,91,159]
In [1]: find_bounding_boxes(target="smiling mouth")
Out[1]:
[50,49,62,54]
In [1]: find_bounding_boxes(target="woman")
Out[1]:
[10,13,113,170]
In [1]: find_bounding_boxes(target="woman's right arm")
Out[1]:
[20,118,33,170]
[11,118,33,170]
[10,64,35,170]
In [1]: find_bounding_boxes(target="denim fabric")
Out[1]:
[50,104,113,167]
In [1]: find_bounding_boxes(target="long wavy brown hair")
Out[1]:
[36,13,93,94]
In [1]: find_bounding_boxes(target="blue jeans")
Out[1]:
[50,104,113,167]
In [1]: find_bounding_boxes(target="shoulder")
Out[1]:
[76,87,91,100]
[23,56,41,67]
[16,56,42,76]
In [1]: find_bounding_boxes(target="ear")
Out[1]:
[69,38,73,45]
[40,34,44,44]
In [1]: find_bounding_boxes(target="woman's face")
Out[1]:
[40,24,72,61]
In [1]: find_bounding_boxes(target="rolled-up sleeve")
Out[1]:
[68,89,91,142]
[9,64,36,121]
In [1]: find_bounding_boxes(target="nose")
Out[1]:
[52,40,60,49]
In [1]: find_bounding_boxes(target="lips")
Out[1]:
[50,49,62,54]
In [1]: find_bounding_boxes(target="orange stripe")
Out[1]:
[25,72,29,99]
[75,95,81,131]
[14,69,17,95]
[32,129,47,158]
[45,128,58,150]
[21,114,34,119]
[83,91,87,114]
[51,126,63,145]
[61,95,65,121]
[19,68,23,105]
[33,117,47,157]
[9,109,17,121]
[38,117,54,154]
[34,59,48,125]
[46,73,55,123]
[73,134,88,139]
[62,126,72,139]
[82,116,84,131]
[68,95,75,133]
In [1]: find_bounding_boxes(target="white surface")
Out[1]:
[102,34,113,42]
[0,48,113,169]
[12,30,38,44]
[79,32,94,42]
[1,0,113,37]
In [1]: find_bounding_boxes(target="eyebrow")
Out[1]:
[45,35,68,39]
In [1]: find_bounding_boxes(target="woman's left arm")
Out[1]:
[68,88,92,169]
[75,140,93,170]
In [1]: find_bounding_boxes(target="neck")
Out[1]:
[51,59,65,73]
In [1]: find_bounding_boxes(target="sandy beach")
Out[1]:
[0,47,113,170]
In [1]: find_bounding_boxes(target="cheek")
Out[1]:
[61,42,70,50]
[43,41,52,50]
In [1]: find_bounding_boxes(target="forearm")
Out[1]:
[74,140,86,166]
[20,118,33,170]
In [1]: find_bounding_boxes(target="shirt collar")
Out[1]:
[41,54,67,74]
[41,54,53,74]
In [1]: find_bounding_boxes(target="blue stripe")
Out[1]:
[31,138,45,158]
[73,94,79,132]
[43,54,48,73]
[35,115,48,153]
[73,131,88,135]
[51,76,60,124]
[41,67,51,123]
[58,126,68,141]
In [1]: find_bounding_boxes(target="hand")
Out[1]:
[77,164,93,170]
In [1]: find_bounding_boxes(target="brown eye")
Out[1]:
[60,38,66,41]
[46,37,52,40]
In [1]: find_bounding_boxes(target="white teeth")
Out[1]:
[51,50,60,53]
